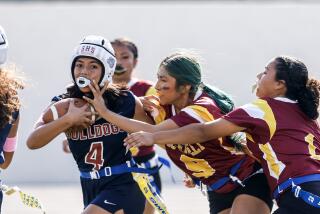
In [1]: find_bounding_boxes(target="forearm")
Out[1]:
[27,116,73,149]
[100,110,156,133]
[153,123,208,145]
[153,119,245,145]
[0,152,14,169]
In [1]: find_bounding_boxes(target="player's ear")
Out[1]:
[178,84,191,94]
[133,58,138,68]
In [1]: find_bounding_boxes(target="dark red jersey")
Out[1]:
[154,91,256,193]
[128,78,156,97]
[223,97,320,193]
[128,78,157,157]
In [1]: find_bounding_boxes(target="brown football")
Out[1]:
[44,98,95,124]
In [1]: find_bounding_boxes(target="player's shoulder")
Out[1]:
[134,79,154,87]
[190,92,219,112]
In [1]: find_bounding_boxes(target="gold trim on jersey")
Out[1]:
[242,99,276,140]
[259,143,285,179]
[181,105,214,122]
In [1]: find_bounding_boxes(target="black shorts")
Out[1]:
[207,170,273,214]
[273,181,320,214]
[133,152,162,193]
[81,176,145,214]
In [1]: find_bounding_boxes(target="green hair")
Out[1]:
[160,51,234,114]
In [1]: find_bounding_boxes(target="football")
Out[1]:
[45,98,96,124]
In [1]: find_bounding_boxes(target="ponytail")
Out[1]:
[202,84,235,114]
[274,56,320,120]
[297,78,320,120]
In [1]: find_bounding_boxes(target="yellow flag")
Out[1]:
[1,184,46,213]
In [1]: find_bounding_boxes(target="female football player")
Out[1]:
[84,51,273,214]
[0,25,24,211]
[26,35,153,214]
[125,56,320,214]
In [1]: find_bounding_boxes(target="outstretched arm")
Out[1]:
[83,81,178,133]
[124,118,245,147]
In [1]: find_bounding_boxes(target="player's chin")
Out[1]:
[255,88,263,98]
[158,97,168,106]
[80,87,91,93]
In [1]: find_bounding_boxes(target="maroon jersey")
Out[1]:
[128,78,157,157]
[223,97,320,194]
[153,90,256,193]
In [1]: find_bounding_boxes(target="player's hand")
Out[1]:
[66,99,92,128]
[124,131,155,150]
[83,80,108,117]
[62,139,71,153]
[183,174,196,188]
[140,95,160,112]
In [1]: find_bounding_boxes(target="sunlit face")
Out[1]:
[255,59,285,98]
[112,44,137,83]
[73,57,103,93]
[155,66,184,105]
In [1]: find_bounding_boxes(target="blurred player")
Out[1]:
[0,25,24,211]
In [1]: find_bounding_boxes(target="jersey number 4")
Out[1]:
[85,142,105,171]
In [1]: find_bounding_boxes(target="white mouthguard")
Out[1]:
[76,77,91,88]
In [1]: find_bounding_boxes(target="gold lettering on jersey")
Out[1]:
[180,155,215,178]
[65,123,124,141]
[166,143,205,156]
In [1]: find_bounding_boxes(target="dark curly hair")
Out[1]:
[274,56,320,120]
[0,66,25,128]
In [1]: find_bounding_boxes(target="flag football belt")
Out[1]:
[273,174,320,208]
[80,160,160,180]
[133,172,169,214]
[140,154,160,169]
[193,158,246,192]
[140,155,175,183]
[0,182,46,213]
[206,158,246,191]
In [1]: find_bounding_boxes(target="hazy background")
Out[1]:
[0,1,319,185]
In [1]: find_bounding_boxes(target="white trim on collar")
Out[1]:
[171,105,176,116]
[274,97,297,103]
[194,88,203,101]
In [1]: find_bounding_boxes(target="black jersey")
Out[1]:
[65,91,135,177]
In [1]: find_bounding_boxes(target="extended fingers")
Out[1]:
[100,81,109,94]
[124,133,141,146]
[82,96,92,104]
